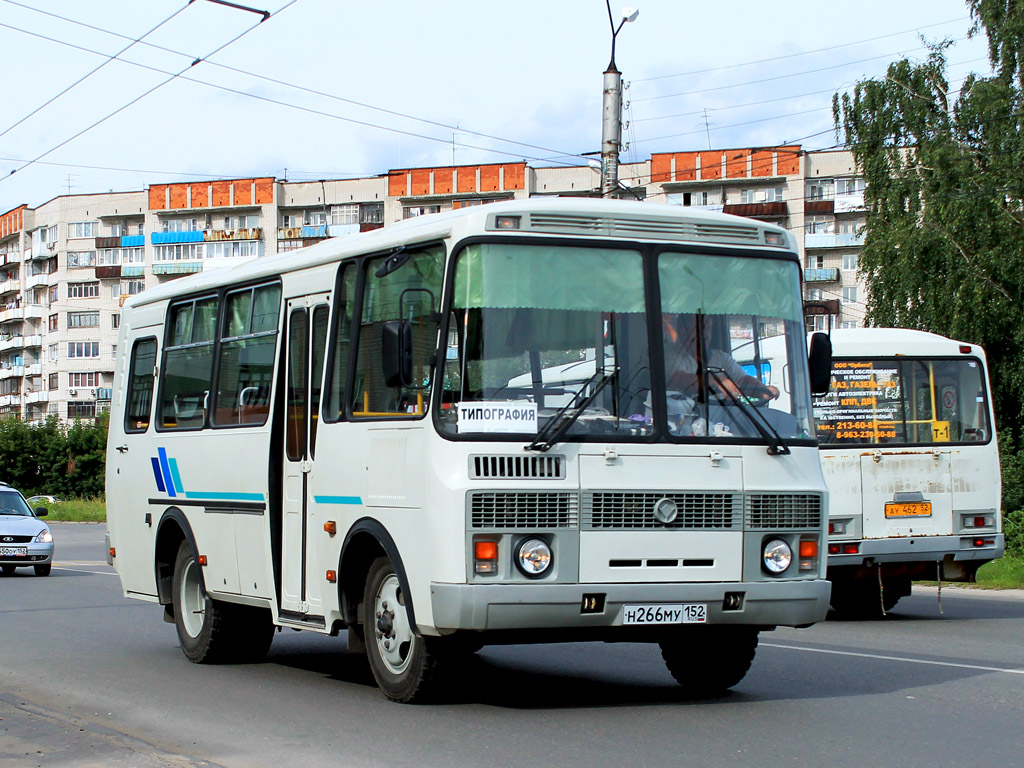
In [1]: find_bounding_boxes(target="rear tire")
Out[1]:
[172,542,273,664]
[660,627,759,697]
[363,556,440,703]
[829,573,907,618]
[1,565,15,575]
[34,563,51,577]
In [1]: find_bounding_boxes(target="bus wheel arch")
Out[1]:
[154,508,201,609]
[338,519,417,635]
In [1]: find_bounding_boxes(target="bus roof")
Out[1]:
[820,328,986,360]
[124,196,796,310]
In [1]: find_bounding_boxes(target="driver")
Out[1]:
[663,314,779,402]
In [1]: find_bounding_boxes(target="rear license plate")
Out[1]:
[621,603,707,625]
[885,501,932,518]
[0,546,28,557]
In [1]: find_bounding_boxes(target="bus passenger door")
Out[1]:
[280,296,330,617]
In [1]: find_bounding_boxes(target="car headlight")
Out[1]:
[762,538,792,574]
[34,529,52,544]
[515,537,552,577]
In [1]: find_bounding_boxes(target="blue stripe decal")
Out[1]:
[169,458,184,495]
[157,448,176,498]
[314,495,363,505]
[184,491,266,502]
[150,457,166,493]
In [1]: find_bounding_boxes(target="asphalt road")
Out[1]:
[1,523,1022,768]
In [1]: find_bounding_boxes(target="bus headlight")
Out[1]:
[762,539,792,574]
[515,537,552,577]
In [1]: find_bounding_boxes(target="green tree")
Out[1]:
[0,414,108,498]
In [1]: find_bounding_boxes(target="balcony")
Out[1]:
[152,231,204,245]
[26,273,52,289]
[204,227,262,241]
[26,363,41,376]
[96,265,122,280]
[153,262,203,275]
[24,335,42,348]
[722,201,788,219]
[804,268,840,283]
[95,236,120,249]
[121,265,145,277]
[0,307,24,322]
[97,388,113,401]
[23,304,45,320]
[0,335,24,352]
[25,390,49,404]
[0,394,21,407]
[0,365,24,380]
[0,278,20,295]
[804,231,865,249]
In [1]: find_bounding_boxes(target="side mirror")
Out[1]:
[382,320,413,388]
[36,507,48,517]
[808,332,832,396]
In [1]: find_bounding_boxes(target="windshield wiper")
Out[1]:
[526,368,618,453]
[706,367,790,456]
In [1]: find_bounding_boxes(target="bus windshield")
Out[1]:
[813,357,991,445]
[438,242,814,444]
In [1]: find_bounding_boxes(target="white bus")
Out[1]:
[750,328,1004,616]
[106,197,833,702]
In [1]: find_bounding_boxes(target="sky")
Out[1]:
[0,0,993,212]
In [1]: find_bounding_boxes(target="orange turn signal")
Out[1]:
[326,570,337,583]
[475,541,498,560]
[197,555,208,566]
[108,547,116,558]
[324,521,337,535]
[799,540,818,558]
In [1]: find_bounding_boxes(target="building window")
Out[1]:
[68,311,100,328]
[805,215,835,234]
[112,313,120,329]
[48,373,59,390]
[224,214,259,229]
[68,282,100,298]
[205,241,260,259]
[155,243,204,261]
[331,205,359,226]
[840,320,859,329]
[48,314,58,331]
[740,187,783,204]
[67,251,97,268]
[277,240,304,253]
[48,344,58,363]
[161,217,201,233]
[402,205,441,219]
[68,221,98,238]
[805,180,835,200]
[99,249,121,266]
[41,224,59,244]
[68,342,100,358]
[49,286,59,303]
[121,279,145,296]
[836,178,866,195]
[70,372,99,387]
[842,252,858,271]
[99,247,141,265]
[837,217,864,235]
[68,401,97,419]
[842,286,858,304]
[360,202,384,225]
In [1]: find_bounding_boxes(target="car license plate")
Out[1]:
[0,546,28,557]
[621,603,707,625]
[885,501,932,518]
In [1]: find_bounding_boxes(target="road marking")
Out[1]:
[763,642,1024,676]
[54,561,109,566]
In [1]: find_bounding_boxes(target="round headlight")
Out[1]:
[762,538,792,574]
[515,538,552,577]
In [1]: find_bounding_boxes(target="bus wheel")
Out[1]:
[660,627,759,697]
[172,542,273,664]
[363,556,439,703]
[830,574,907,618]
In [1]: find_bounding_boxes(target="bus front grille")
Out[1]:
[470,491,578,529]
[582,492,741,530]
[745,493,822,529]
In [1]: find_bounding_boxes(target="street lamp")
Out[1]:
[601,3,638,197]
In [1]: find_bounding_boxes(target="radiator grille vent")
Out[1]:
[582,492,741,530]
[469,454,565,480]
[470,491,578,529]
[745,494,822,529]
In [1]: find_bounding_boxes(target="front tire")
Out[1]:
[2,564,15,575]
[660,627,759,697]
[34,563,51,577]
[363,556,440,703]
[172,542,273,664]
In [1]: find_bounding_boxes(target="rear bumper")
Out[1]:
[827,533,1004,567]
[429,578,830,633]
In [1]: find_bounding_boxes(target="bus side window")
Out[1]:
[160,296,218,430]
[351,247,443,418]
[213,283,281,426]
[125,338,157,433]
[325,266,355,421]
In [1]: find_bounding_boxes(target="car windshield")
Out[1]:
[0,490,34,516]
[437,242,815,445]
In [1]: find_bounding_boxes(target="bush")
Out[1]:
[999,429,1024,556]
[0,413,108,498]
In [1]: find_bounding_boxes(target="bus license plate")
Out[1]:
[885,501,932,518]
[621,603,707,625]
[0,546,27,557]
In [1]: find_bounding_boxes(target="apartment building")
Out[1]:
[0,148,866,424]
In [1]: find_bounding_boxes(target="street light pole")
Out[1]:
[601,3,638,198]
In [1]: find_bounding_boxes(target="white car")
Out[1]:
[0,483,54,577]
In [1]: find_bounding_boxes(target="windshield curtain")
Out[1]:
[813,358,991,445]
[657,252,814,442]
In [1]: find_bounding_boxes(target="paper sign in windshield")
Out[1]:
[457,402,538,434]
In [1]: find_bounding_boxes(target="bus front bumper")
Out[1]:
[827,533,1005,568]
[429,579,830,633]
